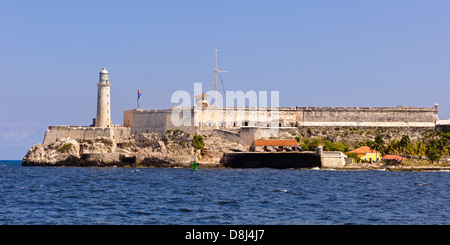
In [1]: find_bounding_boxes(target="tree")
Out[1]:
[437,137,449,156]
[371,135,384,161]
[426,139,441,164]
[399,135,411,155]
[301,138,321,151]
[384,140,400,155]
[323,140,349,153]
[346,152,361,163]
[414,141,426,158]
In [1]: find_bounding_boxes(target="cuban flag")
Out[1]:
[137,89,142,101]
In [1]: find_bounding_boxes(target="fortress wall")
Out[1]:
[292,106,438,123]
[165,108,196,134]
[127,109,170,135]
[296,121,436,127]
[214,129,240,144]
[436,120,450,132]
[125,106,439,136]
[127,109,195,135]
[43,126,130,145]
[200,106,438,126]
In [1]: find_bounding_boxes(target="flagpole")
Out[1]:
[137,89,141,109]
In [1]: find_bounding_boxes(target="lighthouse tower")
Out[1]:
[96,68,111,127]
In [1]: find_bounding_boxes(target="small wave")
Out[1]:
[218,201,237,205]
[128,211,151,215]
[272,189,288,193]
[414,183,431,186]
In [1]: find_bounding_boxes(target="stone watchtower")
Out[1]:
[96,68,111,127]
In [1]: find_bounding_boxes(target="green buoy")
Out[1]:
[191,156,198,171]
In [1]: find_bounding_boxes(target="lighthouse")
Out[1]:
[96,68,111,127]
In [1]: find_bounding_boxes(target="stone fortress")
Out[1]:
[30,67,450,167]
[41,67,444,146]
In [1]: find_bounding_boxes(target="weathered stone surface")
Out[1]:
[79,137,115,154]
[197,130,247,164]
[125,105,439,135]
[23,138,81,166]
[22,130,206,167]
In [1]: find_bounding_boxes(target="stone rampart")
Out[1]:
[124,109,195,135]
[320,151,347,168]
[436,120,450,132]
[281,105,438,123]
[125,105,438,135]
[43,126,130,145]
[214,129,240,144]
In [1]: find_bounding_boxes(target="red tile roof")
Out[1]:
[253,139,298,146]
[349,146,380,154]
[382,155,404,161]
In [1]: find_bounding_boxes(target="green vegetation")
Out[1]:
[346,152,361,163]
[57,143,73,152]
[296,129,450,164]
[300,138,321,151]
[357,132,450,164]
[323,140,349,153]
[425,139,441,163]
[300,138,350,153]
[192,135,205,150]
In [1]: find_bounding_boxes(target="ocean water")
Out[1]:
[1,160,450,225]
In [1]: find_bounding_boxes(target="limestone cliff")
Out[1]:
[22,130,246,167]
[22,138,81,166]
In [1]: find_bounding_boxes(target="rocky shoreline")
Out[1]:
[22,129,450,171]
[22,130,245,168]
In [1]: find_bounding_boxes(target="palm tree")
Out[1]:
[416,141,426,158]
[384,140,399,155]
[370,136,384,162]
[399,135,411,155]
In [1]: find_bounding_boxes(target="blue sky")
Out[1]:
[1,0,450,159]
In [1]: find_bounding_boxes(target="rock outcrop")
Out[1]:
[22,130,246,167]
[23,138,81,166]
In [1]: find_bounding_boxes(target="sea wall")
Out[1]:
[222,152,321,169]
[321,151,347,168]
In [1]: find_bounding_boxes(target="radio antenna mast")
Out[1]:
[214,49,228,107]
